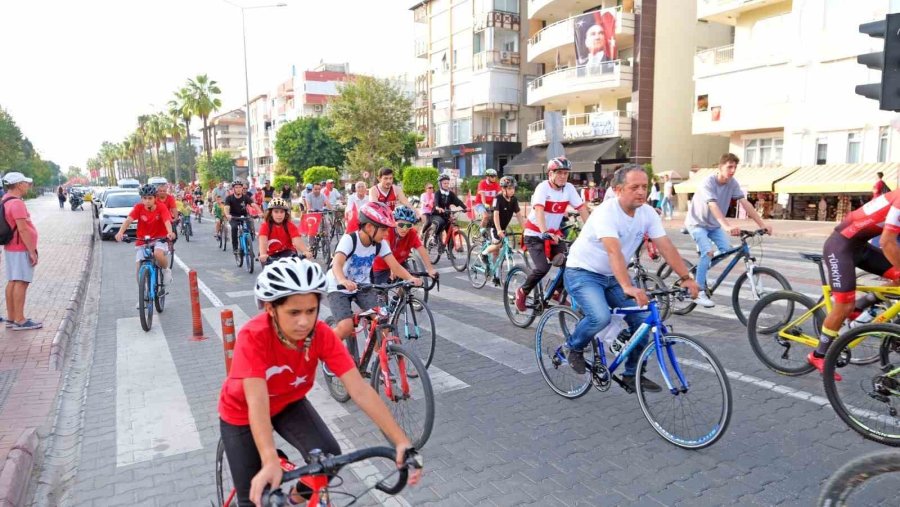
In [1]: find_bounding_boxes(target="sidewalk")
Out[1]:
[660,211,836,239]
[0,195,94,506]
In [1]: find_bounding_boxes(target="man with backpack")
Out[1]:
[1,172,41,330]
[874,171,891,199]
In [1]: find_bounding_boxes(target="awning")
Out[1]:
[774,163,900,194]
[565,137,620,173]
[674,165,800,194]
[504,145,547,175]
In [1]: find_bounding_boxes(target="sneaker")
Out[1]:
[492,276,501,287]
[163,268,173,284]
[808,352,842,381]
[514,287,527,312]
[480,254,490,266]
[11,319,43,331]
[693,293,716,308]
[621,375,662,393]
[567,349,587,374]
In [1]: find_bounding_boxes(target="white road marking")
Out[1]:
[173,254,223,307]
[431,313,538,374]
[226,289,255,299]
[202,304,253,342]
[115,317,202,467]
[430,284,508,319]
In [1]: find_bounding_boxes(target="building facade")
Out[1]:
[205,108,248,159]
[247,94,274,182]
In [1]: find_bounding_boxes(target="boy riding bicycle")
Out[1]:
[114,184,176,284]
[372,205,438,285]
[481,176,525,285]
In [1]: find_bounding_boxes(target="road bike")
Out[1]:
[534,288,732,449]
[818,449,900,505]
[215,443,422,507]
[179,211,192,242]
[124,236,168,332]
[664,229,790,325]
[305,211,332,265]
[232,216,256,274]
[467,231,528,289]
[323,281,434,449]
[424,210,470,272]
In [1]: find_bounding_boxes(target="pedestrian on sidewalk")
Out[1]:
[661,174,675,220]
[57,185,66,209]
[3,172,42,330]
[873,171,891,199]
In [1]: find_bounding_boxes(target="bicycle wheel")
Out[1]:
[657,259,694,284]
[817,450,900,506]
[322,317,360,403]
[245,247,254,274]
[154,268,166,313]
[467,244,488,289]
[216,437,237,507]
[235,238,244,267]
[370,343,434,449]
[391,298,436,369]
[448,230,469,272]
[510,249,529,274]
[635,333,732,449]
[732,266,792,326]
[670,277,697,316]
[320,234,332,265]
[425,230,442,265]
[503,267,538,328]
[746,290,820,375]
[534,306,594,399]
[138,267,153,332]
[636,272,671,322]
[824,323,900,446]
[184,222,191,242]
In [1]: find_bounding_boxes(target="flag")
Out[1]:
[466,191,475,221]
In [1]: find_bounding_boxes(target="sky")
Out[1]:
[0,0,418,170]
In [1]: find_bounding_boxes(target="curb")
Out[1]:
[50,231,95,371]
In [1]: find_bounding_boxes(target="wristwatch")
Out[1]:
[678,273,692,282]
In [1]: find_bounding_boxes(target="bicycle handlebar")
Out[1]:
[739,229,768,241]
[406,271,439,291]
[337,276,432,292]
[121,236,169,245]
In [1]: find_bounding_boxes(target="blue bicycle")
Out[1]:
[534,288,733,449]
[232,216,256,274]
[125,236,168,332]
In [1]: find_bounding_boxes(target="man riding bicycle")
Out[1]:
[219,258,421,506]
[563,165,699,389]
[514,157,590,312]
[224,180,263,259]
[474,168,500,230]
[431,174,467,251]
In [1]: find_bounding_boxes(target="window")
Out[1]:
[847,131,862,163]
[879,126,890,163]
[743,137,784,166]
[492,0,518,13]
[816,137,828,165]
[744,139,758,166]
[434,122,448,146]
[499,118,507,135]
[451,119,471,144]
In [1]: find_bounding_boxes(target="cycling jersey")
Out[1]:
[834,191,900,242]
[523,181,584,238]
[375,185,398,210]
[476,180,500,207]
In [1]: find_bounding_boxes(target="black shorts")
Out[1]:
[822,233,892,301]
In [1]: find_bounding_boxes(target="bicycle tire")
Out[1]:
[637,272,671,322]
[322,316,358,403]
[534,306,593,399]
[154,268,166,313]
[246,248,254,274]
[467,244,488,289]
[235,237,244,267]
[425,229,442,265]
[183,222,191,242]
[215,437,236,506]
[391,298,436,369]
[370,343,434,449]
[671,277,698,316]
[321,234,332,265]
[732,266,792,326]
[138,267,153,332]
[817,449,900,506]
[656,259,695,284]
[448,230,469,272]
[635,333,732,449]
[746,290,820,376]
[823,323,900,447]
[503,267,538,328]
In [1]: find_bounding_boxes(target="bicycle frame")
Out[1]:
[702,242,753,293]
[137,249,159,302]
[235,218,253,254]
[483,234,516,277]
[352,308,409,401]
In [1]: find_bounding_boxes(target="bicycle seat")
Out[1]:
[799,252,823,264]
[550,253,567,267]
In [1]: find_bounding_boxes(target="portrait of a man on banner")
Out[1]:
[573,9,618,72]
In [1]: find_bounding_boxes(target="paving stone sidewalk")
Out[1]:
[660,211,835,238]
[0,195,94,506]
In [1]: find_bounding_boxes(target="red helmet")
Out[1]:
[358,202,396,228]
[547,157,571,172]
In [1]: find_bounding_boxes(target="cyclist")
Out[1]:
[810,189,900,379]
[373,205,438,285]
[258,198,311,266]
[214,195,226,241]
[261,180,275,211]
[225,180,263,260]
[481,176,525,286]
[563,165,700,389]
[369,167,417,214]
[474,168,500,230]
[303,182,331,213]
[324,179,342,208]
[219,258,421,506]
[685,153,772,308]
[514,157,589,312]
[328,202,422,342]
[114,184,176,284]
[431,174,467,252]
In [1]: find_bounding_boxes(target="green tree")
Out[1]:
[401,166,439,196]
[387,131,421,168]
[187,74,222,163]
[0,107,25,171]
[198,150,235,190]
[274,117,346,178]
[302,166,340,185]
[327,76,412,180]
[273,174,296,191]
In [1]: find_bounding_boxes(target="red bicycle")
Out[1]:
[424,210,470,271]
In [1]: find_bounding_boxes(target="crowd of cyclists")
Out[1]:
[107,152,900,505]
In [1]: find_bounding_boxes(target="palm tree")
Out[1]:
[187,74,222,163]
[129,131,145,178]
[166,116,185,184]
[147,114,165,176]
[170,87,195,153]
[136,115,151,173]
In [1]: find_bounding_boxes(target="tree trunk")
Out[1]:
[173,140,180,184]
[202,116,212,162]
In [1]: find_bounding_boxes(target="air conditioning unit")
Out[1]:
[505,112,516,121]
[313,104,323,113]
[500,51,511,63]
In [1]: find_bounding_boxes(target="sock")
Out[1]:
[814,327,839,357]
[854,292,878,311]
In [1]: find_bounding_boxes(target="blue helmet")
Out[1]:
[306,183,313,191]
[392,205,418,224]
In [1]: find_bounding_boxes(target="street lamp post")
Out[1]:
[224,0,286,185]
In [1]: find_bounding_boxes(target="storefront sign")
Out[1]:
[418,148,442,158]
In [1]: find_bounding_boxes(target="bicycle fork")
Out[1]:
[378,336,410,401]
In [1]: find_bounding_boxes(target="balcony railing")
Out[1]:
[695,44,734,67]
[527,60,631,105]
[414,39,428,58]
[474,10,520,32]
[472,132,518,143]
[527,111,631,146]
[528,6,625,47]
[697,0,783,22]
[473,50,520,70]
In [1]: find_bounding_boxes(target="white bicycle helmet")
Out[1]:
[255,257,327,307]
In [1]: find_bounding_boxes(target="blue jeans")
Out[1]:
[661,196,674,218]
[689,226,732,289]
[564,268,649,376]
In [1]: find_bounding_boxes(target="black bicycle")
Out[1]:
[818,450,900,506]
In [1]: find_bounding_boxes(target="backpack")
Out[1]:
[0,196,21,245]
[328,232,383,279]
[882,181,892,193]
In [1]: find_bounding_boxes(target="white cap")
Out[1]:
[3,172,32,185]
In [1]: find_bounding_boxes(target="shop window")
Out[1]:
[816,138,827,165]
[878,126,889,163]
[847,131,861,163]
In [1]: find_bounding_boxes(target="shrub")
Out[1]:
[273,174,296,190]
[460,176,480,195]
[401,166,439,196]
[303,166,340,185]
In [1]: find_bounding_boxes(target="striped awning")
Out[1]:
[774,163,900,194]
[674,165,799,194]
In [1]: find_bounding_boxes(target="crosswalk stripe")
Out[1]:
[430,312,538,374]
[226,289,255,298]
[115,317,202,467]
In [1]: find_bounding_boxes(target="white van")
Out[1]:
[119,178,140,189]
[148,177,168,187]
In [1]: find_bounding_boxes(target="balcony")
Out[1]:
[527,7,635,65]
[526,61,632,107]
[697,0,789,25]
[694,43,789,78]
[473,132,518,143]
[527,111,631,147]
[529,0,631,22]
[413,3,427,23]
[415,39,428,58]
[474,10,520,32]
[472,86,520,112]
[473,50,521,71]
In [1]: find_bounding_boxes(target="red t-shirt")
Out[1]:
[259,220,300,255]
[218,314,355,426]
[3,196,37,253]
[128,203,172,245]
[373,227,422,272]
[157,194,178,215]
[476,180,501,206]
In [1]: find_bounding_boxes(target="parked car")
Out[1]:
[98,192,140,240]
[118,178,140,189]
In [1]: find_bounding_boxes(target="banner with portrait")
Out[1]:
[573,9,618,69]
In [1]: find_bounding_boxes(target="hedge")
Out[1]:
[303,166,340,184]
[273,174,296,190]
[401,166,439,196]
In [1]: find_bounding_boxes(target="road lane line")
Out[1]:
[226,289,255,299]
[173,254,223,307]
[115,317,202,467]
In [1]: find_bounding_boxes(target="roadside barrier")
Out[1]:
[188,270,208,341]
[221,309,236,374]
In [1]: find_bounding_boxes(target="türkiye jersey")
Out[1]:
[835,190,900,241]
[524,181,584,238]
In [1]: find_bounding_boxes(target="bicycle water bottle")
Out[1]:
[595,314,627,352]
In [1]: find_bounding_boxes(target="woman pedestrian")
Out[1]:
[57,185,66,209]
[649,179,661,209]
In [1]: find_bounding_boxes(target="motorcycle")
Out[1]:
[69,191,84,211]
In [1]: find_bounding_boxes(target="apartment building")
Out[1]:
[247,94,274,182]
[411,0,542,178]
[205,108,248,158]
[682,0,900,221]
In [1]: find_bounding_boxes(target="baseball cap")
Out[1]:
[3,172,33,185]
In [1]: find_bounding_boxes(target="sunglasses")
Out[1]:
[396,223,414,229]
[426,187,434,190]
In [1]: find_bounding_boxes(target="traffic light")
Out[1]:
[856,13,900,111]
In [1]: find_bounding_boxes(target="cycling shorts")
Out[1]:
[822,232,897,303]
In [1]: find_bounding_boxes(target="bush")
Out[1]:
[303,166,340,185]
[401,166,439,196]
[273,174,296,190]
[460,176,480,195]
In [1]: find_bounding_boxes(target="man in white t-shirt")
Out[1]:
[514,157,591,312]
[564,164,699,391]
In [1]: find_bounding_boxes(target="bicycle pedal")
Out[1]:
[612,375,634,394]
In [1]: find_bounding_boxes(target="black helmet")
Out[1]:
[139,184,158,197]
